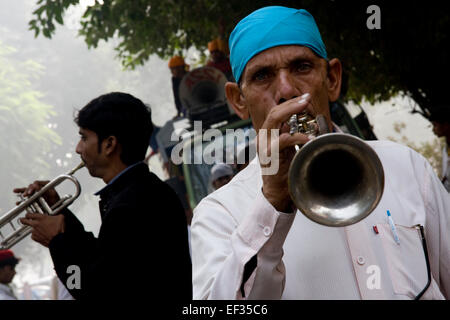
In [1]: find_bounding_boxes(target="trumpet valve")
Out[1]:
[289,113,319,136]
[288,114,299,135]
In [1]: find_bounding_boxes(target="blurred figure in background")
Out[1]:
[206,38,234,81]
[0,249,20,300]
[430,105,450,191]
[210,163,234,190]
[168,55,189,117]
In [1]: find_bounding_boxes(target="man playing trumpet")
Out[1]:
[17,92,192,300]
[191,6,450,299]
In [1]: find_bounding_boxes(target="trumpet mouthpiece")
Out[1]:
[68,161,85,175]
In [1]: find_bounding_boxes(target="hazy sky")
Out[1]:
[0,0,441,292]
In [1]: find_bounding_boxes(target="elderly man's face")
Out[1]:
[226,45,341,132]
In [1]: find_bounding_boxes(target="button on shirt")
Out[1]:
[191,140,450,299]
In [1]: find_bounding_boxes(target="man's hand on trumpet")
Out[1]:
[13,180,65,247]
[257,94,312,212]
[20,213,65,247]
[13,180,60,207]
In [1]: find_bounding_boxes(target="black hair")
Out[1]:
[75,92,153,166]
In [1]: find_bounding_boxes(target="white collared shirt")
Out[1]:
[191,139,450,299]
[0,283,17,300]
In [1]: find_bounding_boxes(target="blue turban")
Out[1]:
[229,6,328,83]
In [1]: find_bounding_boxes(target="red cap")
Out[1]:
[0,249,20,266]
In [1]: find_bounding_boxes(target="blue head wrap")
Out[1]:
[229,6,328,83]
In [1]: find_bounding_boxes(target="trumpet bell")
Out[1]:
[288,133,384,227]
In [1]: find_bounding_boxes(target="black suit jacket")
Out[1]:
[49,163,192,300]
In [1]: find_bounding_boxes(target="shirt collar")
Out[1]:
[94,161,143,196]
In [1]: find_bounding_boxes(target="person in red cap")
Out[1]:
[0,249,20,300]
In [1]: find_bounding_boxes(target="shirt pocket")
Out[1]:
[376,223,436,299]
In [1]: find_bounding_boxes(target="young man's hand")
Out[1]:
[20,213,65,247]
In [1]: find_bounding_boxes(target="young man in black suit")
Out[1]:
[18,92,192,300]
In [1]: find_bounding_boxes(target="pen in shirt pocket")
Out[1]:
[387,210,400,245]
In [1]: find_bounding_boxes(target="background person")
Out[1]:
[210,163,234,190]
[168,55,189,117]
[206,38,234,81]
[0,249,20,300]
[191,6,450,300]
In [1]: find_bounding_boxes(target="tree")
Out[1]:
[0,42,61,215]
[0,41,62,286]
[28,0,450,120]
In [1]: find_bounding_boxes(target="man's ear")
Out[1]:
[327,58,342,103]
[102,136,118,156]
[225,82,249,119]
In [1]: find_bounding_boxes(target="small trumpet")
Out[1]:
[287,113,384,227]
[0,162,85,249]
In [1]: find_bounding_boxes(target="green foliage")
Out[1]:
[0,42,61,214]
[29,0,79,37]
[28,0,450,119]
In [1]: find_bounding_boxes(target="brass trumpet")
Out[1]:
[287,113,384,227]
[0,162,85,249]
